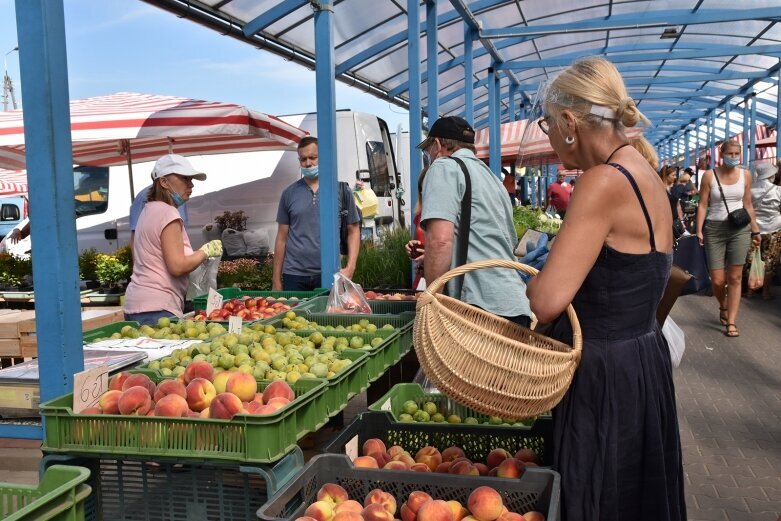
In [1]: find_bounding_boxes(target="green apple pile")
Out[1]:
[278,311,397,334]
[102,318,228,341]
[397,400,535,427]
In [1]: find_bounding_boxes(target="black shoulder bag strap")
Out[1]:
[445,156,472,297]
[712,169,733,216]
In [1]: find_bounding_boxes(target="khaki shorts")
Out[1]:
[703,220,751,270]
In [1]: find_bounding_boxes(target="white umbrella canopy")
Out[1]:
[0,92,309,173]
[0,169,27,196]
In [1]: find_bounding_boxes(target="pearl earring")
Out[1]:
[565,136,575,145]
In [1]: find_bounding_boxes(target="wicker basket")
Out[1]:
[414,259,582,420]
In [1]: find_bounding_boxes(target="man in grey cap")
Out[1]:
[418,116,531,327]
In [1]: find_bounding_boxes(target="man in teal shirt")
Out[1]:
[418,116,531,326]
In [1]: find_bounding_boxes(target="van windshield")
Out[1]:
[366,141,390,196]
[73,166,109,217]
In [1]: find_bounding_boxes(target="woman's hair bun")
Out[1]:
[617,97,640,127]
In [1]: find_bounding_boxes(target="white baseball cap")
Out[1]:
[151,154,207,181]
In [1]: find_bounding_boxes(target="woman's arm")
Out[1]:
[696,171,712,245]
[161,220,207,277]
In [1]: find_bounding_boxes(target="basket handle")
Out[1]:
[422,259,582,351]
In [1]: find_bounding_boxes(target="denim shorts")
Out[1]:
[124,310,176,326]
[703,220,751,270]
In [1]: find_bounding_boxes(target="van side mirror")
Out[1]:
[356,169,371,182]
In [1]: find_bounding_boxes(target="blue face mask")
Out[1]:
[170,191,186,208]
[723,157,741,168]
[301,165,319,179]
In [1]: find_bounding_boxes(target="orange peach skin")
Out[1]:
[117,386,153,415]
[98,389,122,415]
[364,489,397,515]
[153,379,187,402]
[208,392,245,420]
[121,373,156,396]
[154,394,189,417]
[317,483,349,505]
[225,371,258,402]
[416,500,454,521]
[467,487,504,521]
[263,380,295,403]
[183,360,215,385]
[186,378,217,412]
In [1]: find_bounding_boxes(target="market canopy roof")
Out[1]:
[0,169,27,196]
[142,0,781,151]
[0,92,308,170]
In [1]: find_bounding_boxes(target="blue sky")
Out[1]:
[1,0,410,130]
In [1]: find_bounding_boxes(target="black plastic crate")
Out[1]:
[257,454,560,521]
[322,411,553,466]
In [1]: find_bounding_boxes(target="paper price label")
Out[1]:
[73,364,109,413]
[205,288,223,316]
[345,434,359,460]
[380,398,392,411]
[228,316,243,334]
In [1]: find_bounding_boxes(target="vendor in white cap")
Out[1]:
[745,162,781,299]
[123,154,223,325]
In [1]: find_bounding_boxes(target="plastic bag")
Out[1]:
[326,272,372,314]
[748,248,765,290]
[243,229,269,256]
[221,228,247,257]
[412,367,439,393]
[661,317,685,368]
[186,257,220,301]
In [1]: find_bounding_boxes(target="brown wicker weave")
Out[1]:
[414,259,582,420]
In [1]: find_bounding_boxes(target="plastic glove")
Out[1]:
[199,239,223,258]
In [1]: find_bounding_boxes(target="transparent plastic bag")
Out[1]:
[748,248,765,290]
[662,317,685,368]
[187,257,220,301]
[326,272,372,314]
[412,367,439,393]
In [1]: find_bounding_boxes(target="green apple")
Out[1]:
[412,410,430,422]
[432,413,445,422]
[423,401,438,416]
[401,400,418,415]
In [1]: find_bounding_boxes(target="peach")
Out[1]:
[440,447,465,462]
[109,372,131,391]
[416,500,454,521]
[225,371,258,402]
[266,397,291,410]
[522,513,545,521]
[245,401,266,414]
[486,449,511,470]
[121,373,156,396]
[212,371,232,394]
[80,406,102,414]
[333,513,363,521]
[449,461,479,476]
[446,501,469,521]
[154,394,189,417]
[252,392,265,404]
[474,463,489,476]
[488,468,498,477]
[200,408,210,418]
[496,459,526,479]
[147,409,156,416]
[186,378,217,412]
[98,389,122,414]
[353,456,379,468]
[362,438,387,457]
[317,483,349,505]
[263,380,295,403]
[513,449,539,464]
[383,461,408,470]
[524,462,538,468]
[450,457,472,467]
[497,514,525,521]
[185,410,201,418]
[183,360,215,385]
[255,404,280,415]
[467,487,504,521]
[369,451,392,468]
[415,446,442,471]
[363,504,394,521]
[387,445,406,458]
[406,492,433,514]
[209,392,245,420]
[305,500,335,521]
[295,518,319,521]
[153,379,187,402]
[434,462,452,473]
[364,489,397,515]
[335,501,364,515]
[409,463,431,472]
[400,504,416,521]
[118,386,153,415]
[392,453,415,467]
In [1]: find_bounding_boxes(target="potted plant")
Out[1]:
[94,254,130,294]
[78,248,101,289]
[216,256,272,289]
[214,210,248,233]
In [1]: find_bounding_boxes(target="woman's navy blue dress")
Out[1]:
[550,164,687,521]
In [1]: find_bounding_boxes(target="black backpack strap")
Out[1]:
[446,156,472,296]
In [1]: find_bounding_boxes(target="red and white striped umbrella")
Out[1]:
[0,169,27,195]
[0,92,308,170]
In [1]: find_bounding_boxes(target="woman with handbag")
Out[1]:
[696,140,761,337]
[745,163,781,299]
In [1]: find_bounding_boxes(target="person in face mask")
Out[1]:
[123,154,221,325]
[696,140,760,337]
[273,136,361,291]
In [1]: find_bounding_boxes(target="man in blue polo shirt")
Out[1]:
[272,136,361,291]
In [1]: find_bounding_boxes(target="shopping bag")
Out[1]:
[673,235,710,295]
[661,317,685,368]
[186,257,220,301]
[326,272,372,314]
[748,248,765,290]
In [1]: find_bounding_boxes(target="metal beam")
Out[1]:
[408,0,422,231]
[488,67,501,178]
[464,25,474,124]
[242,0,309,36]
[426,0,439,120]
[749,93,757,166]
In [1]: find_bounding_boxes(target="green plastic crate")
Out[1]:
[369,383,550,427]
[82,321,140,343]
[40,373,328,464]
[295,296,417,315]
[193,288,328,310]
[0,465,92,521]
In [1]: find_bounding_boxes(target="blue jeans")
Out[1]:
[124,310,176,326]
[283,273,321,291]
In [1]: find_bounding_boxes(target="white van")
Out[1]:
[2,111,410,257]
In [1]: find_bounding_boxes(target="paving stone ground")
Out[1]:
[670,291,781,521]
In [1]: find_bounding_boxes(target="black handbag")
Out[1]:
[712,170,751,228]
[673,235,711,295]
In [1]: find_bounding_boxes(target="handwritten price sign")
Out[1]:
[205,288,224,316]
[228,316,243,334]
[73,365,109,413]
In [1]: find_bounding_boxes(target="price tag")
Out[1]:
[228,316,243,334]
[73,364,109,413]
[345,434,359,460]
[380,398,392,411]
[205,288,223,316]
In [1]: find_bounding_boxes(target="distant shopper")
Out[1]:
[745,163,781,299]
[502,168,517,206]
[418,116,531,327]
[272,137,361,291]
[546,169,572,217]
[696,140,760,337]
[123,154,222,325]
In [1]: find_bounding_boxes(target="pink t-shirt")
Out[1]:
[124,201,193,316]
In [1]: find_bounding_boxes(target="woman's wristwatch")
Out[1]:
[751,231,760,237]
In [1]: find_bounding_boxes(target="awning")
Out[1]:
[0,169,27,196]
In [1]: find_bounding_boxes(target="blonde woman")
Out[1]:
[526,57,685,520]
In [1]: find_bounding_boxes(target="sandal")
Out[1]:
[719,307,728,326]
[725,324,739,337]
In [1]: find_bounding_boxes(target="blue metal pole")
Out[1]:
[709,112,716,169]
[724,100,731,141]
[777,62,781,154]
[15,0,83,406]
[743,98,749,164]
[508,83,516,122]
[407,0,422,244]
[667,140,672,167]
[519,103,526,121]
[694,122,700,175]
[313,1,339,288]
[684,131,690,169]
[749,92,757,168]
[488,67,501,178]
[463,25,473,124]
[425,0,438,122]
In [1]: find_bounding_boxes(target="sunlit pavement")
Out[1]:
[671,291,781,520]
